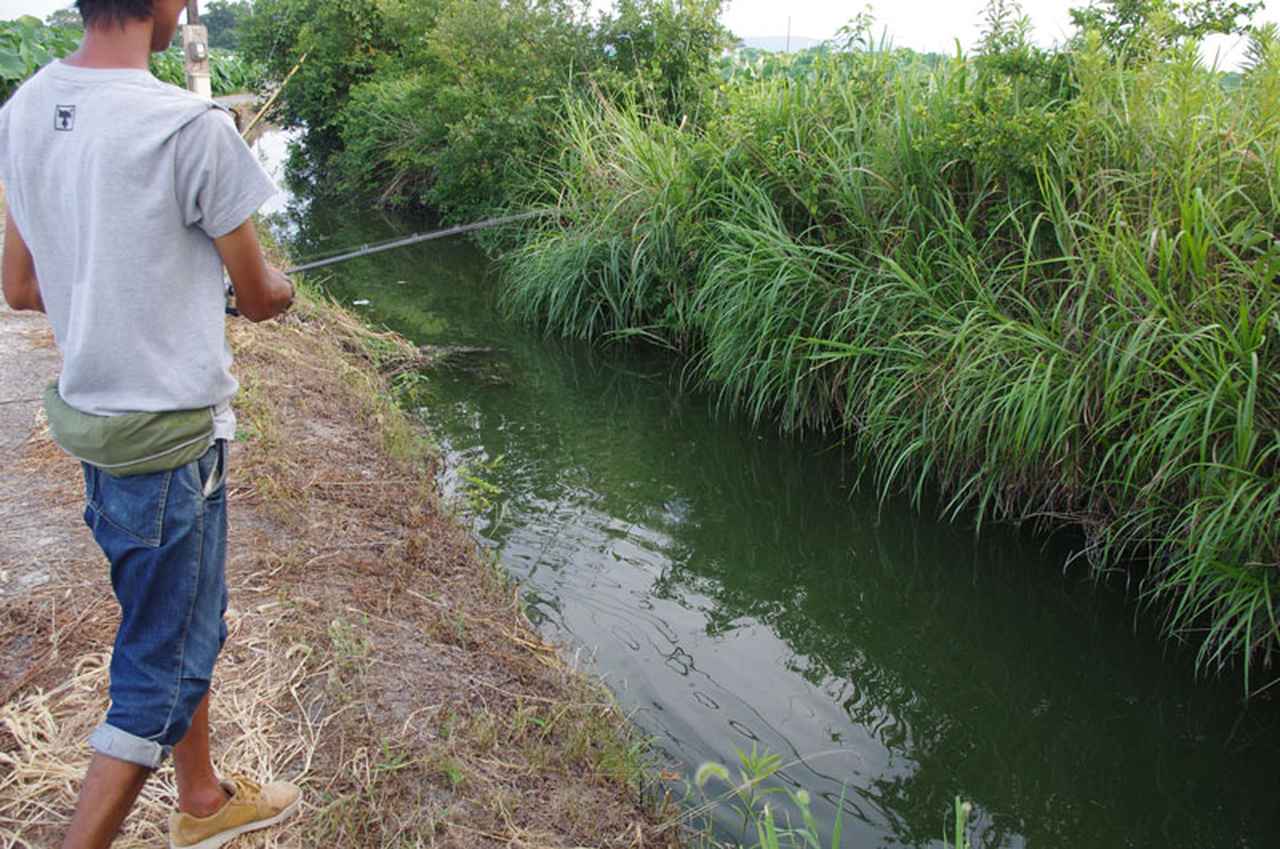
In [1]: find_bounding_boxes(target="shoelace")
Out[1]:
[227,774,264,803]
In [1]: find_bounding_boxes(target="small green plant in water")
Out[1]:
[949,797,974,849]
[457,454,505,514]
[695,745,784,838]
[390,369,432,407]
[694,745,973,849]
[694,745,846,849]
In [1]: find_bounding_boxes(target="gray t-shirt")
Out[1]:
[0,61,277,440]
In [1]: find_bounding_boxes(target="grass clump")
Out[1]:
[501,21,1280,690]
[686,745,982,849]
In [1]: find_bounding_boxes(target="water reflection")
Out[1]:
[281,199,1280,849]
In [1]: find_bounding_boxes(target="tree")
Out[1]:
[202,0,251,50]
[595,0,731,122]
[1069,0,1263,58]
[44,6,82,30]
[241,0,404,158]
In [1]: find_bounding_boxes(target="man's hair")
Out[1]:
[75,0,156,28]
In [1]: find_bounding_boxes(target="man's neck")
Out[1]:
[62,21,156,71]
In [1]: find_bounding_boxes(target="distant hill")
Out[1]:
[737,35,824,52]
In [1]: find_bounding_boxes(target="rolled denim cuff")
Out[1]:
[88,722,170,769]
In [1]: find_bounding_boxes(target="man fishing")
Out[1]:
[0,1,299,847]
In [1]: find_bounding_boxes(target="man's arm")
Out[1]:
[2,208,45,313]
[214,219,294,322]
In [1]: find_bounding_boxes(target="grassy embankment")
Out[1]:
[0,206,678,846]
[500,36,1280,689]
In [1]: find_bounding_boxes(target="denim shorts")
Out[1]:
[81,440,228,769]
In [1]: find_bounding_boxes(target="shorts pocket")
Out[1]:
[86,467,173,549]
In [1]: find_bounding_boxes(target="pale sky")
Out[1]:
[709,0,1280,67]
[6,0,1280,68]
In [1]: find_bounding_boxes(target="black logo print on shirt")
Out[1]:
[54,105,76,131]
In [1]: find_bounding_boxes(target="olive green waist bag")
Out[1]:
[43,383,214,477]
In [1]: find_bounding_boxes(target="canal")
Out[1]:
[260,143,1280,848]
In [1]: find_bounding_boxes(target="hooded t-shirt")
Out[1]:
[0,60,277,440]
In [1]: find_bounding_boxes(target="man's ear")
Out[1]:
[149,0,188,52]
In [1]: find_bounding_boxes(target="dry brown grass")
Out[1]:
[0,287,680,849]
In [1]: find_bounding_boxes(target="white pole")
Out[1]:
[182,1,211,99]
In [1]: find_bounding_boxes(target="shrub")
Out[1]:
[593,0,732,123]
[241,0,402,163]
[246,0,732,220]
[149,47,265,95]
[0,17,78,102]
[346,0,600,221]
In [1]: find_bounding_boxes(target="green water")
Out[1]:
[280,199,1280,848]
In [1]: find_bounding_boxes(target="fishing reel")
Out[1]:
[224,276,240,317]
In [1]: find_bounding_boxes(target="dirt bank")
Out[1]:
[0,197,679,847]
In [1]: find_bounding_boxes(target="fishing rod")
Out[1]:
[282,209,553,274]
[226,209,553,316]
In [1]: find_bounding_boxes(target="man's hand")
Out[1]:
[214,219,294,322]
[2,208,45,313]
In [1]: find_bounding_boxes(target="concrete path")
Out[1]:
[213,93,256,108]
[0,303,56,453]
[0,195,100,597]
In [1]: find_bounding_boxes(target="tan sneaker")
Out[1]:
[168,775,302,849]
